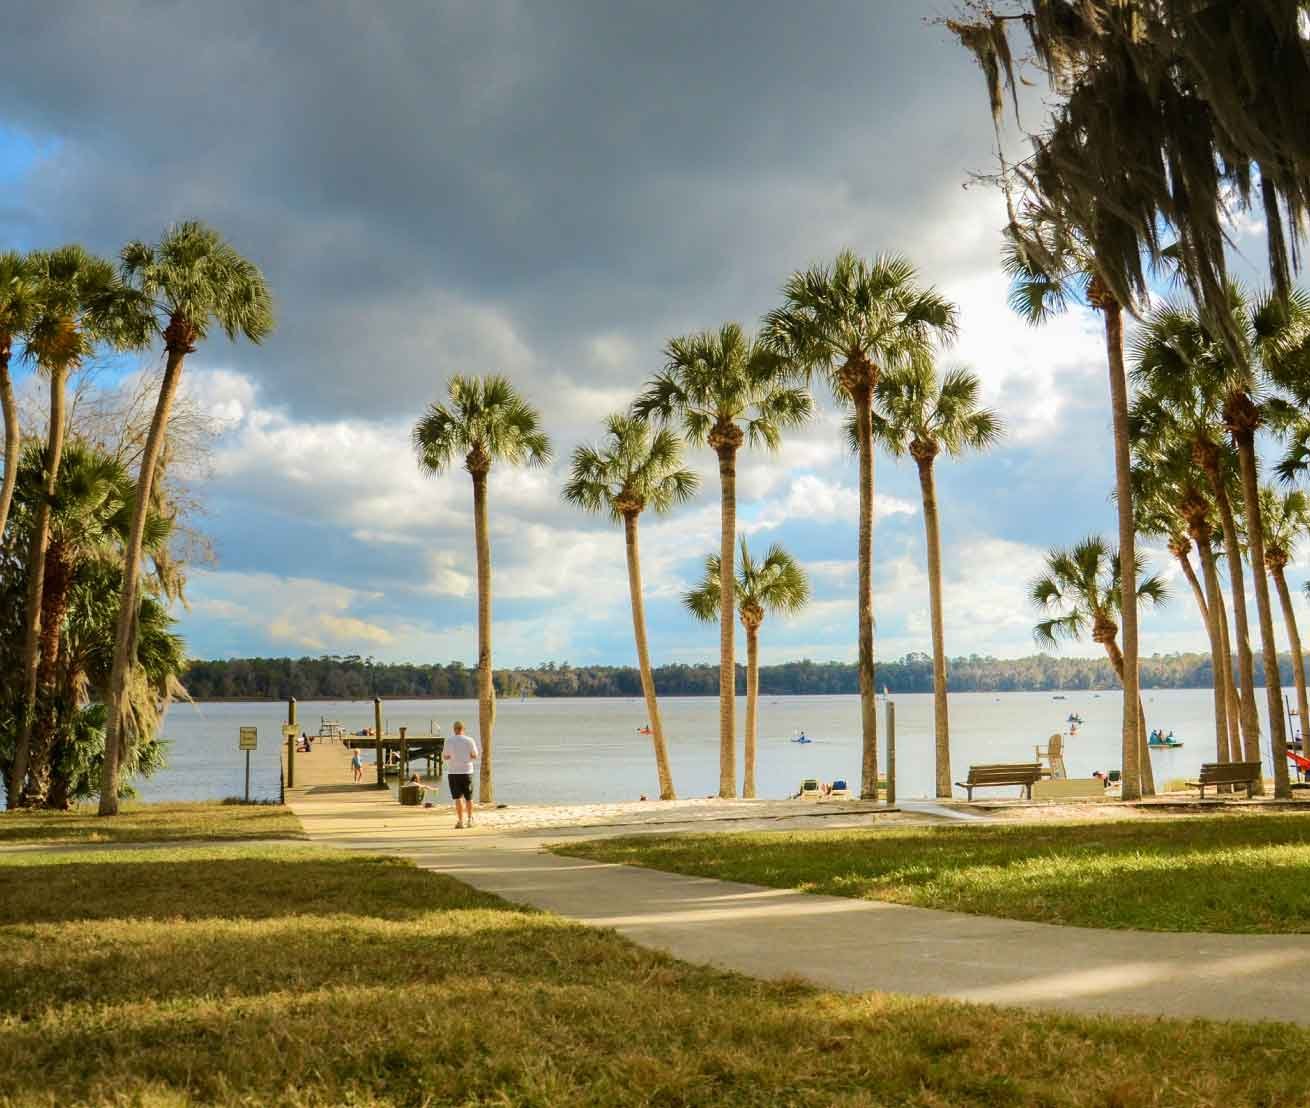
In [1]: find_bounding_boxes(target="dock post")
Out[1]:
[374,697,385,788]
[399,726,409,785]
[286,696,297,789]
[885,698,896,805]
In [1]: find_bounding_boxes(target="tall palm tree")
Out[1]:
[1000,212,1150,798]
[9,246,149,808]
[764,252,957,799]
[563,412,699,800]
[869,360,1002,798]
[1130,429,1238,765]
[98,223,272,815]
[634,323,810,798]
[1134,291,1308,797]
[414,375,550,805]
[1030,537,1168,775]
[684,538,809,798]
[1259,485,1310,750]
[0,252,42,545]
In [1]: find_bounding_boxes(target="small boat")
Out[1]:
[1148,739,1183,750]
[1066,713,1084,724]
[792,732,813,744]
[636,726,652,735]
[1053,695,1066,700]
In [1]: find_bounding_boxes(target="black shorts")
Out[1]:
[448,773,472,801]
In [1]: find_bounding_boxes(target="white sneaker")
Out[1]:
[454,820,464,829]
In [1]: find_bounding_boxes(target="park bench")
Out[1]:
[955,763,1043,801]
[1186,761,1262,799]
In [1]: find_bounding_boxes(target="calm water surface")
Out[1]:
[141,689,1289,805]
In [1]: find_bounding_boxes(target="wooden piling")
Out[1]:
[374,697,385,788]
[286,696,297,788]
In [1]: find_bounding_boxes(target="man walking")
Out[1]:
[443,720,479,829]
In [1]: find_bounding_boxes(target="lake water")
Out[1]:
[140,688,1293,805]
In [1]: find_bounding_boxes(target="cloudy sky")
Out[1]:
[1,1,1297,667]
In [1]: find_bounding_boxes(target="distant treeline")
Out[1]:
[180,650,1305,701]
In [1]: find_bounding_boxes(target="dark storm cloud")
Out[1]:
[0,1,997,422]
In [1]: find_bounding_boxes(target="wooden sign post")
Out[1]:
[238,727,257,802]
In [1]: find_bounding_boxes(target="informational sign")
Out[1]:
[239,726,258,751]
[282,724,299,739]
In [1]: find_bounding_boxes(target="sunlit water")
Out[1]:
[141,688,1293,805]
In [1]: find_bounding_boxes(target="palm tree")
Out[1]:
[563,413,699,799]
[684,538,809,798]
[1259,485,1310,751]
[9,441,169,804]
[99,223,273,816]
[999,211,1151,798]
[1130,427,1238,766]
[1134,291,1308,797]
[414,375,550,805]
[869,360,1002,798]
[0,252,42,545]
[1131,309,1257,764]
[764,252,957,799]
[1030,537,1168,774]
[634,323,810,798]
[9,246,149,808]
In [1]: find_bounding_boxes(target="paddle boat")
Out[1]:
[1147,729,1184,749]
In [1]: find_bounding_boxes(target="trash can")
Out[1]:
[399,783,423,806]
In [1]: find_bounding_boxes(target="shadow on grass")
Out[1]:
[0,849,515,925]
[0,801,302,845]
[3,914,1309,1108]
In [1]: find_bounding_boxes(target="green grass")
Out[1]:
[555,813,1310,933]
[0,799,303,844]
[5,844,1310,1106]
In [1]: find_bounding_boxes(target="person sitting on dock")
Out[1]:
[443,721,480,829]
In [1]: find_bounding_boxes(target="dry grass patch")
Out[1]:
[0,800,302,845]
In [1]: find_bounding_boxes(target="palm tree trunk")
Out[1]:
[1102,300,1141,799]
[23,539,71,806]
[915,457,951,798]
[853,384,879,799]
[1235,434,1290,797]
[714,440,738,799]
[1215,585,1242,762]
[623,511,675,800]
[99,349,185,816]
[744,622,759,799]
[0,353,19,545]
[472,466,495,805]
[1208,467,1262,774]
[1102,635,1152,793]
[1193,537,1231,763]
[1272,564,1309,756]
[9,364,67,807]
[1177,550,1207,624]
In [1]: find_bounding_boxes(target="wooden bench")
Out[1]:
[955,763,1043,801]
[1186,761,1262,799]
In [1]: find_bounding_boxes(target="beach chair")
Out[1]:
[796,778,821,800]
[1034,733,1067,779]
[827,779,850,799]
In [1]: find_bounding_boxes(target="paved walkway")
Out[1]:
[288,779,1310,1026]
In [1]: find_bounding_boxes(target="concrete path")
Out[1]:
[289,779,1310,1026]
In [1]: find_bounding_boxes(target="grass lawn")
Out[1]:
[4,845,1310,1106]
[0,799,303,845]
[555,813,1310,933]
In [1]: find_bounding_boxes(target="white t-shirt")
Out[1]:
[444,733,479,774]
